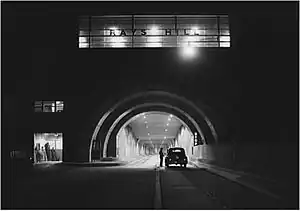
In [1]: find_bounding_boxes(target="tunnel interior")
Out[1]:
[90,91,219,164]
[115,111,196,162]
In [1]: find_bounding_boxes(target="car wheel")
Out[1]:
[184,164,187,168]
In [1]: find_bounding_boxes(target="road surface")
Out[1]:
[7,155,289,209]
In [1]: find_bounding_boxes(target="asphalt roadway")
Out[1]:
[6,155,291,209]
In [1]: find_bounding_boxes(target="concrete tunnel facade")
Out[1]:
[63,90,228,163]
[92,91,220,160]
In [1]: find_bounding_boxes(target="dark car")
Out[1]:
[165,147,188,168]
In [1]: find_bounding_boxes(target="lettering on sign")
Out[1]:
[78,15,230,48]
[106,29,205,36]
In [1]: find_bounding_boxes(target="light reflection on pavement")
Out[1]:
[122,155,194,169]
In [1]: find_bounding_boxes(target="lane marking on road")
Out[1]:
[191,161,281,200]
[153,165,163,209]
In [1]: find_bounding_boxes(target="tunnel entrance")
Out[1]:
[89,91,219,163]
[115,111,196,162]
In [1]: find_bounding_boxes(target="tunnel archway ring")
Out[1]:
[89,91,218,162]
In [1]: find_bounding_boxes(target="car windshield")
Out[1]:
[172,150,183,153]
[168,148,185,155]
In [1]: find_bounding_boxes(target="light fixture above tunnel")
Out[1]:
[179,45,199,60]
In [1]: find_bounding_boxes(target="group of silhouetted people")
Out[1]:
[34,142,58,162]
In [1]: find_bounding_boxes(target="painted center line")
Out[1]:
[153,167,163,209]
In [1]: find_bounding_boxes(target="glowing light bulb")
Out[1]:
[149,26,160,35]
[180,46,198,59]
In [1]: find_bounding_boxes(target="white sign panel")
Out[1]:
[78,15,230,48]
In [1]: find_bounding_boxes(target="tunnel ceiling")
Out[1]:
[128,112,182,143]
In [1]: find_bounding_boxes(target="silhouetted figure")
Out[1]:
[41,147,47,161]
[159,148,164,167]
[51,147,57,161]
[35,145,42,163]
[45,142,51,161]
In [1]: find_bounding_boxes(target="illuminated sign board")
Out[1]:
[78,15,230,48]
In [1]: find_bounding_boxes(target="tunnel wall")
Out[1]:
[175,126,194,158]
[116,126,141,161]
[192,142,299,183]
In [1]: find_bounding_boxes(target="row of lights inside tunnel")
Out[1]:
[143,114,173,143]
[143,113,174,149]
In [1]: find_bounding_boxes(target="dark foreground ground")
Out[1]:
[2,155,299,209]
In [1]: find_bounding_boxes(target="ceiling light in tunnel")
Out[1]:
[169,114,173,118]
[148,133,150,136]
[164,136,166,139]
[165,129,168,132]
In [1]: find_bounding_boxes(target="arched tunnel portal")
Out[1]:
[89,91,223,162]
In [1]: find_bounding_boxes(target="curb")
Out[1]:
[60,156,149,167]
[58,162,125,167]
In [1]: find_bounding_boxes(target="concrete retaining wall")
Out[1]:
[192,142,299,183]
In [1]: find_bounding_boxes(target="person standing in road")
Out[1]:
[159,148,164,167]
